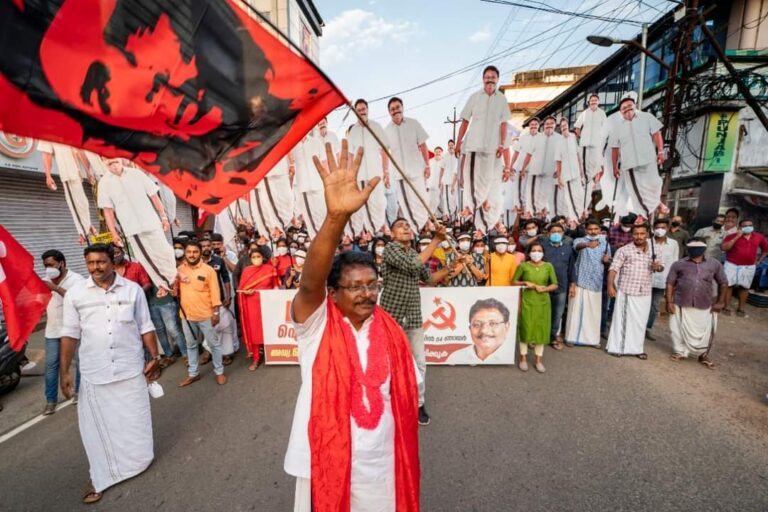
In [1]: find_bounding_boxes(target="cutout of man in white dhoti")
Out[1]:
[98,158,177,292]
[610,92,666,221]
[347,98,390,235]
[456,65,511,233]
[441,140,459,221]
[554,118,586,222]
[247,155,294,236]
[520,116,559,217]
[292,134,328,238]
[574,93,607,214]
[427,146,445,213]
[509,118,540,214]
[40,141,98,245]
[385,97,432,232]
[148,175,181,229]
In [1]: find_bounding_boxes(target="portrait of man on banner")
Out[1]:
[446,297,516,364]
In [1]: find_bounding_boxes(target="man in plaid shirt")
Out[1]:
[380,218,451,426]
[605,224,663,359]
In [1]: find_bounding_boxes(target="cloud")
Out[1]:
[322,9,416,66]
[469,26,491,43]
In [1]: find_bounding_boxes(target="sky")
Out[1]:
[315,0,674,145]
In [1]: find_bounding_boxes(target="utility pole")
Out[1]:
[445,107,460,142]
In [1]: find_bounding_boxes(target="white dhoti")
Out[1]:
[441,184,457,220]
[670,306,716,358]
[215,209,239,255]
[294,476,395,512]
[462,152,503,231]
[554,179,586,221]
[129,229,178,290]
[62,179,95,238]
[427,187,441,213]
[352,180,388,234]
[204,308,239,356]
[564,287,602,347]
[524,174,553,216]
[394,177,430,232]
[253,174,294,232]
[295,190,327,238]
[724,261,756,289]
[606,291,652,355]
[78,373,153,493]
[385,186,399,228]
[621,163,662,219]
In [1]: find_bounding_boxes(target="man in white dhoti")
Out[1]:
[286,140,420,512]
[554,118,585,221]
[426,146,444,213]
[509,118,540,213]
[455,66,511,233]
[250,156,294,235]
[520,116,559,217]
[610,92,666,220]
[574,93,607,214]
[60,243,159,504]
[606,224,663,358]
[40,142,98,245]
[442,140,459,221]
[645,218,679,340]
[565,219,611,348]
[385,97,432,232]
[292,135,328,238]
[665,239,727,369]
[98,158,177,292]
[347,98,390,235]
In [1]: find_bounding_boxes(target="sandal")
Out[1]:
[83,483,102,504]
[248,362,259,372]
[736,309,746,318]
[550,341,564,351]
[722,308,732,316]
[699,354,715,369]
[636,353,648,360]
[670,353,684,362]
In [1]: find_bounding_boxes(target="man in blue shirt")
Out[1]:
[542,223,575,350]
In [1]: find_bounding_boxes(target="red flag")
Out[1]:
[0,226,52,351]
[0,0,346,213]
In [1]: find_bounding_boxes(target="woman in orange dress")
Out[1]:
[237,246,279,371]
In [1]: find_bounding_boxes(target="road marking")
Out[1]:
[0,399,74,445]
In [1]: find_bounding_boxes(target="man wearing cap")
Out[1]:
[521,116,559,217]
[446,233,487,287]
[574,93,607,213]
[610,92,666,220]
[509,118,540,213]
[666,238,727,368]
[487,236,519,286]
[554,117,586,221]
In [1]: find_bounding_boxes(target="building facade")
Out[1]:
[531,0,768,232]
[245,0,324,63]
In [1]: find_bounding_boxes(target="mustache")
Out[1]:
[355,299,377,306]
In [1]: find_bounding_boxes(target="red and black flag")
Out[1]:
[0,0,346,213]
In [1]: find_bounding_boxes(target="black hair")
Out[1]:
[725,207,740,217]
[434,146,443,152]
[327,251,379,289]
[548,223,564,232]
[354,98,368,108]
[527,242,544,254]
[739,218,753,226]
[631,223,649,233]
[172,237,188,246]
[276,237,288,246]
[388,97,403,110]
[41,249,65,263]
[448,139,455,144]
[524,220,538,229]
[483,65,500,77]
[390,216,409,229]
[543,115,556,124]
[185,240,202,251]
[84,243,114,261]
[249,246,270,260]
[653,218,670,227]
[210,233,224,242]
[584,218,600,229]
[469,298,510,323]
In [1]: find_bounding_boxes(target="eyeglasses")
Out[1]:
[470,320,506,331]
[337,283,382,294]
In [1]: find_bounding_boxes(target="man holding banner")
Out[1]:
[285,140,420,512]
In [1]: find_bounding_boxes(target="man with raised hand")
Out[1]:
[285,140,420,512]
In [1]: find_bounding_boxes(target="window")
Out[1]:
[301,22,311,55]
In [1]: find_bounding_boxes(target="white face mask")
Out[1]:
[44,266,61,280]
[440,240,450,249]
[375,246,385,256]
[654,228,667,238]
[419,244,430,252]
[507,244,516,253]
[459,241,471,252]
[526,229,537,237]
[295,257,305,266]
[276,247,288,256]
[496,244,508,254]
[289,248,297,256]
[530,251,544,262]
[621,226,632,233]
[174,248,184,259]
[474,247,485,255]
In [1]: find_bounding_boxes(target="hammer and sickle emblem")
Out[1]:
[422,297,457,330]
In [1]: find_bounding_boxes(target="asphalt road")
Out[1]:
[1,311,767,512]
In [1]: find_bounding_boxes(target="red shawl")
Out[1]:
[309,299,420,511]
[237,264,279,358]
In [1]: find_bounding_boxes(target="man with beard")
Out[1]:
[286,140,420,511]
[455,66,511,233]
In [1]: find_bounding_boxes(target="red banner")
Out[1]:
[0,0,345,213]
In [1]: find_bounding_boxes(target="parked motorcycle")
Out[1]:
[0,323,28,397]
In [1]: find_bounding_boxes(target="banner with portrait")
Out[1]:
[260,289,299,364]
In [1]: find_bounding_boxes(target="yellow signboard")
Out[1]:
[703,112,738,172]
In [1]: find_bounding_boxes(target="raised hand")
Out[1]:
[313,139,380,219]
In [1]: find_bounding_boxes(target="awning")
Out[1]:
[728,188,768,209]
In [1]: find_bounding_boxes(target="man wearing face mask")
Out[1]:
[487,236,519,286]
[201,238,232,308]
[668,215,690,257]
[518,220,542,250]
[666,239,727,368]
[285,248,306,289]
[41,250,85,414]
[646,219,679,341]
[721,219,768,317]
[608,213,637,255]
[542,223,575,350]
[694,214,726,260]
[446,233,487,287]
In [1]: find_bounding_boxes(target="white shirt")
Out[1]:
[320,130,340,156]
[152,177,178,224]
[525,132,560,176]
[610,111,663,169]
[267,155,291,177]
[427,158,443,189]
[37,141,82,182]
[514,131,537,169]
[97,167,161,236]
[555,133,581,182]
[459,89,510,153]
[61,274,155,385]
[348,120,388,182]
[445,341,515,364]
[443,153,458,185]
[292,136,325,193]
[385,117,429,179]
[285,299,395,483]
[574,107,607,148]
[81,150,108,178]
[44,271,85,339]
[650,237,680,289]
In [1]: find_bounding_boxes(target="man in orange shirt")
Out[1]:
[487,236,519,286]
[176,241,226,386]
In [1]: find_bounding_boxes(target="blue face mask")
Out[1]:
[586,234,599,241]
[550,233,563,244]
[742,226,754,234]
